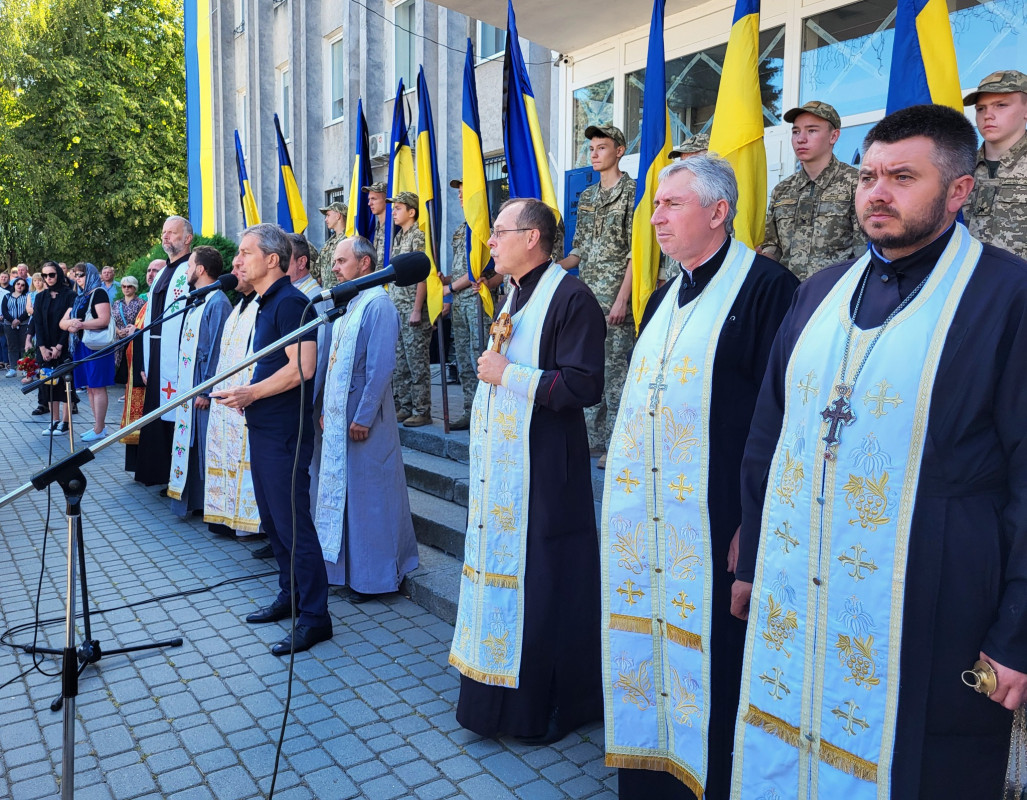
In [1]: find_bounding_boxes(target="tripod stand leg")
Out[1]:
[61,485,82,800]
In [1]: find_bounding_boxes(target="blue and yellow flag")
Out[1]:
[385,80,416,266]
[708,0,766,249]
[416,68,445,323]
[184,0,215,237]
[346,98,376,239]
[886,0,962,113]
[461,38,495,319]
[502,0,560,223]
[274,113,308,234]
[630,0,673,331]
[234,130,260,227]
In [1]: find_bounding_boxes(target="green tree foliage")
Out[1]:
[0,0,186,269]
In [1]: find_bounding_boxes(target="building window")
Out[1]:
[394,0,416,91]
[623,25,785,155]
[477,21,507,61]
[484,155,508,222]
[571,79,614,168]
[952,0,1027,86]
[280,66,291,140]
[330,37,345,121]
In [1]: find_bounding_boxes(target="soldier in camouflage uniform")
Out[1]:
[363,182,388,268]
[443,179,504,430]
[314,201,347,289]
[669,132,710,160]
[759,101,864,281]
[559,124,635,465]
[963,70,1027,260]
[388,191,432,427]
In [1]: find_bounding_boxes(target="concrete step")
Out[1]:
[403,448,469,507]
[400,542,462,626]
[398,423,469,463]
[408,486,467,559]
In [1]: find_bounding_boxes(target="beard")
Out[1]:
[859,191,948,252]
[163,241,183,258]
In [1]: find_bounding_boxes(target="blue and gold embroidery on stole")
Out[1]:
[167,301,206,501]
[731,224,982,800]
[602,239,756,796]
[449,264,566,687]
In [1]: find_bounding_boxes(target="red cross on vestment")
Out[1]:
[162,381,176,400]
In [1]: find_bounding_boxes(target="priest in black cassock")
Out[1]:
[732,104,1027,798]
[135,216,192,486]
[449,198,607,744]
[600,156,797,800]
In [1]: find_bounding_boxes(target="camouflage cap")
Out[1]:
[449,178,462,189]
[583,124,627,149]
[669,133,711,158]
[319,200,348,216]
[361,181,387,194]
[387,190,420,208]
[963,70,1027,105]
[783,101,841,129]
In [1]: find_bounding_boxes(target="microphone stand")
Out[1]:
[0,297,349,800]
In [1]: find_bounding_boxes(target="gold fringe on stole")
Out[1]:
[202,511,261,533]
[604,752,705,798]
[609,614,652,634]
[447,653,517,688]
[461,563,519,589]
[744,705,878,783]
[666,623,703,653]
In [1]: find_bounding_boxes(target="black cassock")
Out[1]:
[738,225,1027,798]
[456,261,607,740]
[619,240,798,800]
[134,253,188,486]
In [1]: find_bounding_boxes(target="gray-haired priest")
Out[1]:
[732,104,1027,798]
[600,155,797,799]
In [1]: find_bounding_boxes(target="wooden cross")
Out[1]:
[820,385,855,460]
[489,312,513,352]
[616,579,644,606]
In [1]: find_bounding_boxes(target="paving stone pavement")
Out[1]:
[0,383,616,799]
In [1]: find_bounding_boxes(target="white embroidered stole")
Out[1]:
[203,300,260,532]
[449,263,566,688]
[732,225,981,800]
[166,301,205,500]
[314,288,381,561]
[601,239,755,793]
[157,264,191,421]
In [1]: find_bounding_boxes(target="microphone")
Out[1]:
[318,251,431,305]
[187,273,239,301]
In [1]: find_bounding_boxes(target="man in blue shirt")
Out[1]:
[214,223,331,655]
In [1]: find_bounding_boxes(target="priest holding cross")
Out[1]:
[449,197,608,745]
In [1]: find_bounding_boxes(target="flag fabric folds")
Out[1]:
[461,38,495,319]
[886,0,962,113]
[274,113,308,234]
[502,0,560,223]
[708,0,766,250]
[385,80,416,266]
[416,68,445,323]
[346,98,376,240]
[234,131,260,227]
[630,0,673,331]
[184,0,215,236]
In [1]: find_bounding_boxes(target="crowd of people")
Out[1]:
[6,69,1027,799]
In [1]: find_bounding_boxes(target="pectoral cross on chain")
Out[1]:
[647,364,668,415]
[821,384,855,461]
[489,312,513,353]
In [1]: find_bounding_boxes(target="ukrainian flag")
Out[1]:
[385,80,416,266]
[274,113,308,234]
[461,38,495,319]
[708,0,766,250]
[631,0,673,331]
[184,0,215,237]
[416,68,445,323]
[346,98,376,239]
[886,0,962,112]
[502,0,560,223]
[234,131,260,227]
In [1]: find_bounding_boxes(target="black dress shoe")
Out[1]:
[253,544,274,559]
[348,590,389,605]
[246,598,293,624]
[30,405,48,416]
[271,623,332,656]
[516,710,566,746]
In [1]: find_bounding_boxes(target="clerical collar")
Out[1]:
[167,252,190,270]
[510,260,552,314]
[676,237,731,307]
[239,291,257,311]
[868,224,955,280]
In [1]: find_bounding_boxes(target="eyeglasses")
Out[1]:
[490,227,534,239]
[71,273,85,279]
[120,284,134,288]
[42,272,58,278]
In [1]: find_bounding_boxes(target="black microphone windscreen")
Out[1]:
[219,273,240,291]
[390,252,432,287]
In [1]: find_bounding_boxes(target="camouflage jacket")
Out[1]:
[762,155,865,281]
[964,134,1027,260]
[390,225,425,311]
[451,224,466,280]
[570,172,636,309]
[373,220,386,269]
[313,231,343,289]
